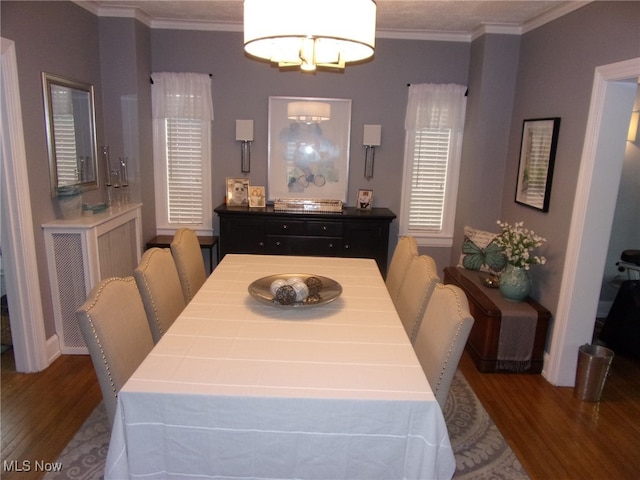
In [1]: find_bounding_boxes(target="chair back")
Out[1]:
[171,228,207,302]
[394,254,439,342]
[134,247,186,343]
[413,283,474,410]
[386,236,418,302]
[76,277,154,426]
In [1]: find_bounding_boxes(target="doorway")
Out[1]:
[1,37,48,372]
[546,58,640,386]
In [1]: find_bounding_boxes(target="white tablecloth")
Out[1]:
[105,255,455,479]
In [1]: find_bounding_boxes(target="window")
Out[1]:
[400,84,467,246]
[152,72,213,234]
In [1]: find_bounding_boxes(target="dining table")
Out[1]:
[105,254,455,479]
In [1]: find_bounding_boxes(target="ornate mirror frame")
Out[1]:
[42,72,98,197]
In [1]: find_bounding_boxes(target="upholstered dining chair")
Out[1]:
[385,236,418,303]
[134,247,186,344]
[413,283,475,410]
[394,254,440,343]
[76,276,154,426]
[171,228,207,303]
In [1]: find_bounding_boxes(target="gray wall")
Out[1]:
[1,1,105,338]
[149,30,470,237]
[500,1,640,336]
[2,0,639,351]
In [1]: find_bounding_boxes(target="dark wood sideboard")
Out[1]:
[443,266,551,373]
[214,204,396,277]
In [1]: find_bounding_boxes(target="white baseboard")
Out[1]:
[46,334,62,365]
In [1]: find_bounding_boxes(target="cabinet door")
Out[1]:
[220,217,266,254]
[343,223,382,258]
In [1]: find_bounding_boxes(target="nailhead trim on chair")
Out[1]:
[432,283,466,396]
[138,249,164,336]
[82,277,137,399]
[173,229,195,299]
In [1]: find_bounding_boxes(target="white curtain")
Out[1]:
[405,83,466,131]
[151,72,213,120]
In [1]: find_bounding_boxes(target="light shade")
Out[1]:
[244,0,376,72]
[363,124,382,146]
[287,101,331,123]
[236,119,254,141]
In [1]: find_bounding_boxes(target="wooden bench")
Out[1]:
[146,235,219,273]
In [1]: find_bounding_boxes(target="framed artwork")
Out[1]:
[249,185,266,207]
[226,177,249,205]
[268,96,352,202]
[357,189,373,210]
[515,117,561,212]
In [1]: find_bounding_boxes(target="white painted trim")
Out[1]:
[544,57,640,386]
[521,1,591,34]
[73,0,587,42]
[0,38,51,372]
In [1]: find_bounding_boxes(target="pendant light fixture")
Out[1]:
[243,0,377,72]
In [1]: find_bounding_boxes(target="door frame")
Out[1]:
[1,37,49,372]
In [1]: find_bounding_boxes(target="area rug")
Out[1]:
[45,371,528,480]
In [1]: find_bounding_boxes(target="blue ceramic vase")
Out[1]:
[499,264,531,302]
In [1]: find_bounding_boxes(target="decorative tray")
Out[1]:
[248,273,342,308]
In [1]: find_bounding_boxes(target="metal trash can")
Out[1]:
[574,344,614,401]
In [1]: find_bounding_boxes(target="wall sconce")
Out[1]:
[236,120,254,173]
[363,124,381,180]
[628,111,639,143]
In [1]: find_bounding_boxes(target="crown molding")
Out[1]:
[73,1,592,42]
[521,1,591,34]
[376,29,470,43]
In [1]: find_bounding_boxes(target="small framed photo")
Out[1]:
[226,177,249,205]
[356,189,373,210]
[249,186,266,208]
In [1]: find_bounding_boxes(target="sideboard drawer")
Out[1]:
[306,221,343,237]
[266,220,305,235]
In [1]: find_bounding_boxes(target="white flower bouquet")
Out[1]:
[495,221,547,270]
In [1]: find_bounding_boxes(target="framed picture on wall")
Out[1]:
[267,96,352,202]
[356,189,373,210]
[226,177,249,205]
[514,117,561,212]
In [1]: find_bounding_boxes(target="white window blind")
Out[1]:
[151,72,213,234]
[407,128,451,231]
[400,83,467,246]
[165,118,205,224]
[53,114,79,185]
[521,127,551,204]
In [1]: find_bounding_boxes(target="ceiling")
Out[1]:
[77,1,589,40]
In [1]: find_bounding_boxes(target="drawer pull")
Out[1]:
[258,242,264,247]
[328,243,334,248]
[345,244,350,249]
[323,226,327,231]
[276,241,281,247]
[282,224,287,229]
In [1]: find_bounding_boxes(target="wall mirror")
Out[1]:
[42,72,98,197]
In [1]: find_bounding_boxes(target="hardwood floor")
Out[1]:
[1,350,101,480]
[459,349,640,479]
[1,345,638,480]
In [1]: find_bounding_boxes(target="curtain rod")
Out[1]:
[407,84,468,96]
[150,73,212,84]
